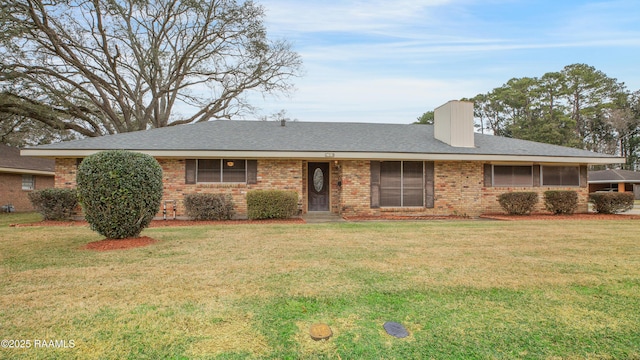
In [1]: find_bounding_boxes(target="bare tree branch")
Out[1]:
[0,0,302,138]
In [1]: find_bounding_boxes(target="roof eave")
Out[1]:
[0,167,55,176]
[588,179,640,184]
[21,149,625,165]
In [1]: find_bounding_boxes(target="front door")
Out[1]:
[308,162,330,211]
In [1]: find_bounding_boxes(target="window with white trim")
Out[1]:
[22,175,35,190]
[542,166,579,186]
[493,165,533,187]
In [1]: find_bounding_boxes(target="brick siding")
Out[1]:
[0,173,54,212]
[54,157,590,219]
[54,158,78,189]
[337,160,588,217]
[159,159,303,218]
[339,160,374,216]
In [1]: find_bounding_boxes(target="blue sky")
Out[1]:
[246,0,640,124]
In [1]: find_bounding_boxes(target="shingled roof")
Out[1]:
[0,144,54,174]
[588,169,640,183]
[23,120,623,164]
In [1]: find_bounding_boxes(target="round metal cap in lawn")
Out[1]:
[309,323,332,341]
[383,321,409,338]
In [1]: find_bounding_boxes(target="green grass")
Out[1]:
[1,216,640,359]
[0,212,42,227]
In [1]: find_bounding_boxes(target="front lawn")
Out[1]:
[1,218,639,359]
[0,212,42,227]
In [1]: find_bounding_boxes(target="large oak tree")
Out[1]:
[0,0,302,138]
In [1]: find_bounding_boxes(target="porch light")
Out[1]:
[226,160,235,167]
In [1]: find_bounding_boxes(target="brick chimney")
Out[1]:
[434,100,475,147]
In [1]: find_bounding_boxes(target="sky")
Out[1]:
[245,0,640,124]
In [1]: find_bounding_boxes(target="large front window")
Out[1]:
[380,161,424,207]
[197,159,246,183]
[542,166,579,186]
[493,165,533,187]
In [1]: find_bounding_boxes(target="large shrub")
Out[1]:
[76,150,163,239]
[589,192,634,214]
[544,190,578,215]
[247,190,298,220]
[497,192,538,215]
[184,193,235,220]
[28,188,78,220]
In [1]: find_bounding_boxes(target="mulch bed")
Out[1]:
[148,218,306,226]
[82,236,157,251]
[346,213,640,221]
[479,213,640,221]
[344,215,468,221]
[10,218,306,228]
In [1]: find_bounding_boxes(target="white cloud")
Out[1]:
[261,0,456,35]
[248,0,640,124]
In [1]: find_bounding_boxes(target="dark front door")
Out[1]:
[308,162,330,211]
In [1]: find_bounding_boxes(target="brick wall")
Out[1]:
[53,157,590,219]
[337,160,589,217]
[329,161,342,214]
[339,160,374,216]
[55,158,304,219]
[159,159,303,218]
[339,160,486,217]
[0,173,54,212]
[431,161,485,216]
[54,158,78,189]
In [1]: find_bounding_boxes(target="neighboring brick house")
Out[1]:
[588,169,640,199]
[22,101,624,218]
[0,144,55,212]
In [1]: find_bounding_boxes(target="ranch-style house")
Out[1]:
[22,101,624,218]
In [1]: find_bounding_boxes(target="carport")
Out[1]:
[588,169,640,199]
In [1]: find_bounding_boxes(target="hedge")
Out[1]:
[246,190,298,220]
[28,188,78,220]
[184,193,235,220]
[544,190,578,215]
[589,192,634,214]
[497,192,538,215]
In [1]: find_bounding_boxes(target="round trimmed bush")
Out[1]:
[76,150,163,239]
